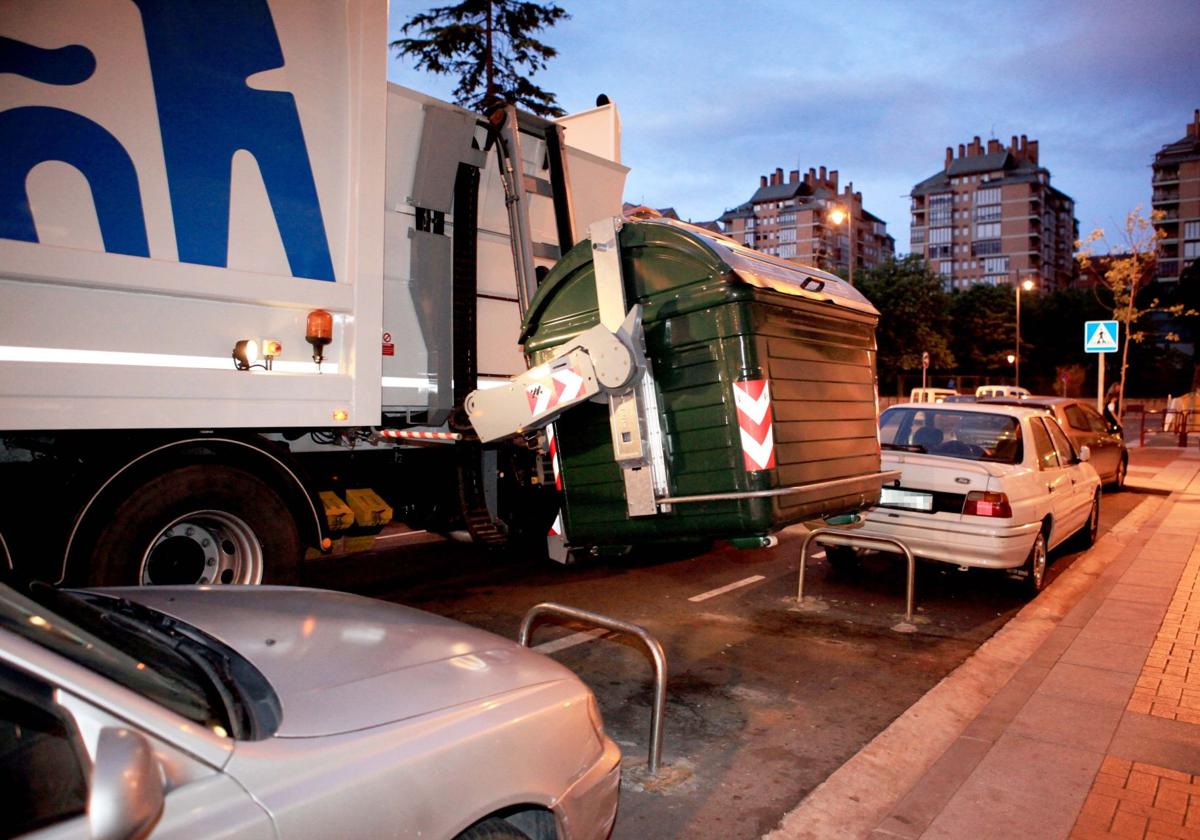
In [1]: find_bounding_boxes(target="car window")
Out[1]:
[1029,418,1060,469]
[1080,404,1108,434]
[879,407,1022,463]
[1064,405,1091,432]
[1046,418,1077,463]
[0,663,89,836]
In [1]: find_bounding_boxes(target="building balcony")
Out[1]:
[1152,190,1180,205]
[1158,260,1180,279]
[1152,170,1180,184]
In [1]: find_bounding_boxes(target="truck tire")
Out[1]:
[83,464,301,587]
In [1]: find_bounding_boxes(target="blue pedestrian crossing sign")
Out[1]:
[1084,320,1119,353]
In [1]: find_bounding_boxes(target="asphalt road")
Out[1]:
[305,453,1161,840]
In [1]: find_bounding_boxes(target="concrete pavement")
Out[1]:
[767,447,1200,840]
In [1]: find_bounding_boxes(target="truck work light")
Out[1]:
[232,339,258,370]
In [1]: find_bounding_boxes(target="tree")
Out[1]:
[949,284,1015,377]
[392,1,569,117]
[1077,207,1196,420]
[854,256,954,394]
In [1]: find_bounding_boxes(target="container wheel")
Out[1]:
[82,464,301,587]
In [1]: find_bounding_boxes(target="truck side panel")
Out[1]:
[0,0,385,430]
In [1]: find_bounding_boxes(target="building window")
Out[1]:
[972,240,1002,256]
[974,204,1001,222]
[929,226,951,244]
[1185,241,1200,260]
[975,222,1001,239]
[928,244,951,258]
[1184,221,1200,240]
[975,187,1000,205]
[929,193,952,225]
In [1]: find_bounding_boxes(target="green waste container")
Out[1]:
[522,219,883,550]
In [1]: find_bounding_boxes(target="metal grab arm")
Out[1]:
[464,307,646,443]
[518,602,668,774]
[799,528,917,631]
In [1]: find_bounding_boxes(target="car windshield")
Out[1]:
[0,584,276,740]
[880,407,1023,464]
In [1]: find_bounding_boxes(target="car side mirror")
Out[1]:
[1077,445,1091,463]
[89,728,165,840]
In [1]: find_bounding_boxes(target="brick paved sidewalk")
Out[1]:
[1069,533,1200,840]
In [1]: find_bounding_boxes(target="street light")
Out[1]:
[828,206,853,286]
[1014,277,1034,387]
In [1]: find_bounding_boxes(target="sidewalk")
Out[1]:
[767,448,1200,840]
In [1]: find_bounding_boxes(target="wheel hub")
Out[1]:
[142,510,263,585]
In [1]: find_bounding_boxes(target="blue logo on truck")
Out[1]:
[0,0,335,282]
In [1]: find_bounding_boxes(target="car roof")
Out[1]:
[886,401,1049,419]
[980,395,1072,408]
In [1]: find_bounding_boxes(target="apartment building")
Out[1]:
[1151,109,1200,282]
[910,135,1077,291]
[718,166,893,278]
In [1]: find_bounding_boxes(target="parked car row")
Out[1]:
[825,394,1125,595]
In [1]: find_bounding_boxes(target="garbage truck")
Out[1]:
[0,0,890,587]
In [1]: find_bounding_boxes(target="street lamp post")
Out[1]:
[1014,277,1034,388]
[828,206,853,286]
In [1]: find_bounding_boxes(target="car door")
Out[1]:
[1063,403,1116,482]
[2,654,275,840]
[1044,416,1092,540]
[1080,403,1122,482]
[1027,417,1079,548]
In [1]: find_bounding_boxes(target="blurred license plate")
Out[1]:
[880,488,933,511]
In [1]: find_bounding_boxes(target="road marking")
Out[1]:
[533,628,610,654]
[374,530,430,541]
[689,575,766,603]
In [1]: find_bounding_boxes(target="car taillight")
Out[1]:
[963,491,1012,518]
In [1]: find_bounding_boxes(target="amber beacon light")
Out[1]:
[306,309,333,372]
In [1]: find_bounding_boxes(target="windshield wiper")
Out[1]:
[98,606,245,737]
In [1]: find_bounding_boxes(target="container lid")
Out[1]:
[666,220,878,316]
[521,218,878,342]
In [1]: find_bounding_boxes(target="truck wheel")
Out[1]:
[84,465,301,587]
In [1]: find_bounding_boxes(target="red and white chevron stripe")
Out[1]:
[546,423,563,491]
[732,379,776,471]
[525,364,585,418]
[548,509,564,537]
[378,429,462,441]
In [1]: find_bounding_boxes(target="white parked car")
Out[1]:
[823,403,1102,594]
[1,583,620,840]
[975,385,1030,399]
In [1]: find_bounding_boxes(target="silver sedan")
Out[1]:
[2,583,620,840]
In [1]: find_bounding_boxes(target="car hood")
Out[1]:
[109,587,575,738]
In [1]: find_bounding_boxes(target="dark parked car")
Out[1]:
[981,396,1127,489]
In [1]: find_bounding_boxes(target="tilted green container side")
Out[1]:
[521,219,882,548]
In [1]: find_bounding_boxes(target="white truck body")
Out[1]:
[0,0,626,430]
[0,0,626,585]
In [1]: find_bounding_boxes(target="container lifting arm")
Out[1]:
[463,305,645,442]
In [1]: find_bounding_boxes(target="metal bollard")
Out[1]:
[798,527,917,631]
[519,602,668,774]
